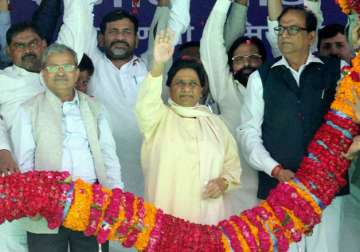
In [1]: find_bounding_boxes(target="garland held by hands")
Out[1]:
[1,54,360,252]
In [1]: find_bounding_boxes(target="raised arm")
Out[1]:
[167,0,190,45]
[144,0,190,64]
[266,0,322,57]
[266,0,282,57]
[32,0,62,44]
[135,30,174,139]
[224,0,248,50]
[151,30,174,77]
[304,0,323,28]
[142,0,171,68]
[200,0,234,103]
[56,0,96,62]
[304,0,323,53]
[268,0,282,21]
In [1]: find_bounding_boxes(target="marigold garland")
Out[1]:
[63,180,93,231]
[221,234,232,252]
[1,53,360,251]
[337,0,352,14]
[336,0,360,14]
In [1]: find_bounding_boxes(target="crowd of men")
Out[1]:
[0,0,359,251]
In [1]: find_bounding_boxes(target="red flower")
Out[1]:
[350,71,360,82]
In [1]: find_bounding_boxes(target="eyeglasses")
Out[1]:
[174,80,201,89]
[231,54,262,65]
[45,64,77,73]
[12,39,41,50]
[274,25,307,36]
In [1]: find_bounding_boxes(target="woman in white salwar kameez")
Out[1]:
[135,30,242,225]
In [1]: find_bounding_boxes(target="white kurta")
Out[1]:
[87,3,191,197]
[237,54,346,252]
[265,0,323,58]
[87,55,148,197]
[200,0,258,215]
[0,118,10,150]
[135,74,241,225]
[11,90,123,235]
[0,0,94,251]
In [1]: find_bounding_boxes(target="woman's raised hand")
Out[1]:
[153,29,175,65]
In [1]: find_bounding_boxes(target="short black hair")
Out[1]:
[318,24,345,50]
[227,36,267,72]
[78,54,95,76]
[166,58,207,88]
[6,22,44,45]
[278,6,317,33]
[100,9,139,34]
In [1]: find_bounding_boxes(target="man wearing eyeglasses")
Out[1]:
[10,43,123,252]
[266,0,324,58]
[267,0,357,66]
[200,0,267,216]
[238,6,346,252]
[0,1,94,251]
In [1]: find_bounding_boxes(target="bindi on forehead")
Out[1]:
[234,44,259,56]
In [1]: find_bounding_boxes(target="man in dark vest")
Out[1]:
[238,6,347,252]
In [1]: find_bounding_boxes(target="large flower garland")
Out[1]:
[337,0,360,15]
[0,53,359,251]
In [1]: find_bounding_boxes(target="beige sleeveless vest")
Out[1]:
[21,90,109,234]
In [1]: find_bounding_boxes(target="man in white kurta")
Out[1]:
[135,70,241,224]
[86,0,191,198]
[200,0,262,215]
[10,43,123,252]
[0,1,94,251]
[266,0,323,58]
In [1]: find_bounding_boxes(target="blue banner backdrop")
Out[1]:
[10,0,347,54]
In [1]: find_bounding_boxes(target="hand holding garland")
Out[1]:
[0,149,19,175]
[203,177,229,199]
[271,165,295,182]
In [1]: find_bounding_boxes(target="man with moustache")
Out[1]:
[11,43,123,252]
[86,0,191,199]
[266,0,356,66]
[0,0,10,69]
[238,6,346,252]
[318,24,354,64]
[0,0,93,251]
[200,0,266,216]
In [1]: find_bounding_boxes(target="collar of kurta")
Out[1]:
[44,89,79,108]
[234,79,246,95]
[271,53,324,70]
[103,54,143,71]
[12,64,39,77]
[168,98,213,118]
